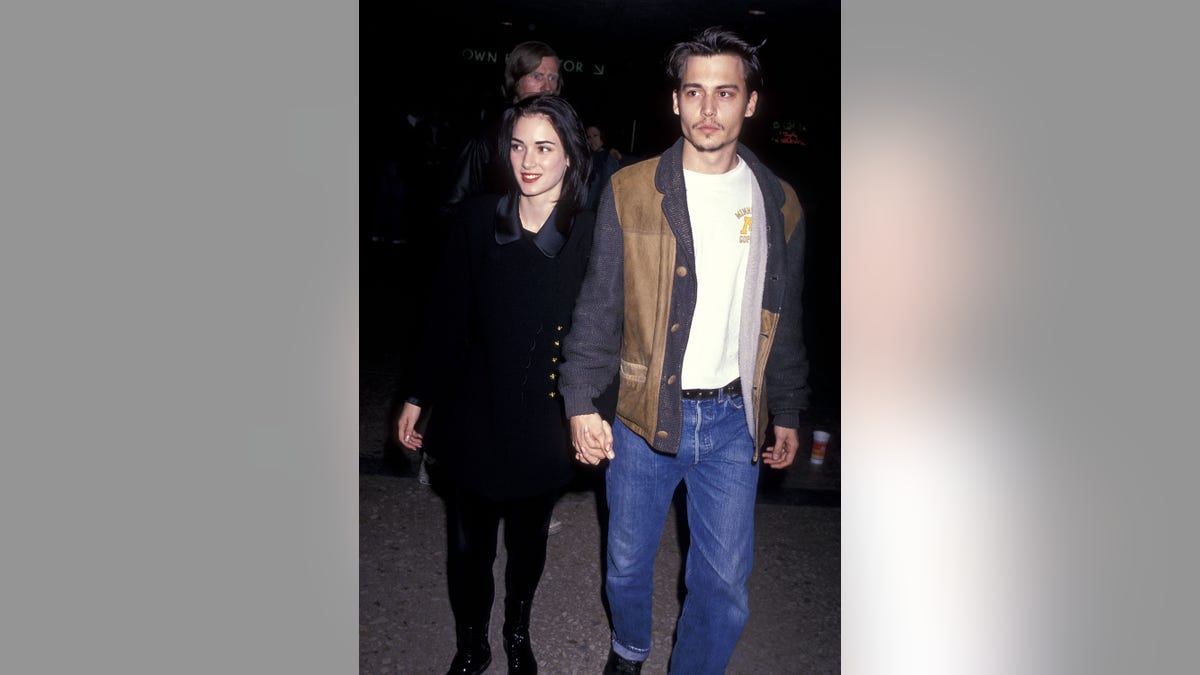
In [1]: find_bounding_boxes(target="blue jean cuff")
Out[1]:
[611,635,649,662]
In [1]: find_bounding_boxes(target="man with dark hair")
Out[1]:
[560,27,810,674]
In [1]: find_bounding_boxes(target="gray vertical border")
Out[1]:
[0,1,357,673]
[843,1,1200,673]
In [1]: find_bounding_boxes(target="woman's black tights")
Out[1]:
[446,485,557,627]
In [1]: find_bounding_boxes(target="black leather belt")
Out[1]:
[680,378,741,400]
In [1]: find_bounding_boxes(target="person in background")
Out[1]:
[583,125,621,212]
[560,27,811,675]
[397,94,594,675]
[585,123,642,213]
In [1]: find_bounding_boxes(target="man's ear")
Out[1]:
[745,90,759,118]
[672,90,680,116]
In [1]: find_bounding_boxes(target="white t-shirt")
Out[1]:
[681,156,753,389]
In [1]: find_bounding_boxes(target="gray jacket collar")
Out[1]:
[652,137,785,264]
[653,137,784,207]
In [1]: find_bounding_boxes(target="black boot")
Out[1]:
[502,599,536,674]
[447,623,491,675]
[602,649,643,674]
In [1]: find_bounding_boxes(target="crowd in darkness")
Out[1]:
[360,92,473,366]
[362,98,457,250]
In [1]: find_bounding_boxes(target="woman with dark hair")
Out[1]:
[397,94,595,675]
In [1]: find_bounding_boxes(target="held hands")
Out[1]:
[570,413,613,466]
[397,402,423,450]
[762,425,800,469]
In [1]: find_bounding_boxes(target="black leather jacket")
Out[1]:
[441,103,509,216]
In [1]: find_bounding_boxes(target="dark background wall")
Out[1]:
[362,0,840,415]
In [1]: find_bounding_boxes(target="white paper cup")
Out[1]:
[811,430,831,464]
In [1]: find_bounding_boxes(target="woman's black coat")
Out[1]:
[409,192,598,500]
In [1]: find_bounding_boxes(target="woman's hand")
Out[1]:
[397,402,424,450]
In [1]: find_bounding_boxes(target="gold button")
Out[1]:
[549,373,557,380]
[666,375,676,385]
[675,266,687,277]
[551,357,558,363]
[554,340,560,347]
[656,430,668,439]
[556,325,564,331]
[549,391,557,398]
[670,323,680,333]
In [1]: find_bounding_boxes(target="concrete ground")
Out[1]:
[360,356,841,674]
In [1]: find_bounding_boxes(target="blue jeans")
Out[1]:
[606,391,759,674]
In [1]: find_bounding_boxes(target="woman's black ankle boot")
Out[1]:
[502,599,536,674]
[447,623,491,675]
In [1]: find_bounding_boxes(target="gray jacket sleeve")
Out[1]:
[764,207,811,429]
[560,183,624,417]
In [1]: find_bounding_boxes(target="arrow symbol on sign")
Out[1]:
[593,64,605,75]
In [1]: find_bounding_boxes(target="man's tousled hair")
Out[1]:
[665,27,764,94]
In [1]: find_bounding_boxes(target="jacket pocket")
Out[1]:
[619,359,648,385]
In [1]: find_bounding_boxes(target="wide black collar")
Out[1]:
[493,192,573,257]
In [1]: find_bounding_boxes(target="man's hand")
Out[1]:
[762,425,800,468]
[570,413,613,465]
[396,402,423,450]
